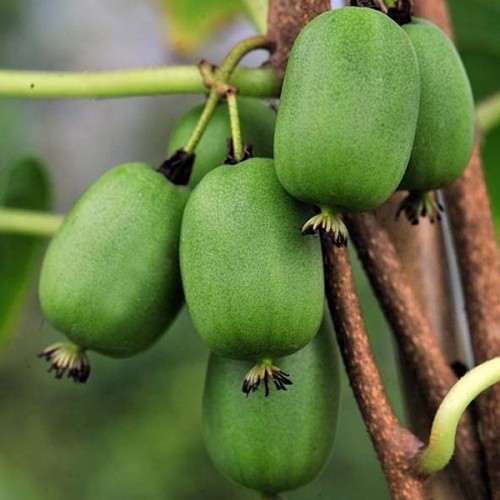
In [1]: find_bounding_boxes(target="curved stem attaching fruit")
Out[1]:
[217,36,272,85]
[0,67,280,100]
[165,36,272,177]
[0,208,63,237]
[242,359,293,397]
[38,342,91,383]
[226,89,244,163]
[396,190,443,225]
[301,207,348,247]
[418,357,500,475]
[184,90,221,154]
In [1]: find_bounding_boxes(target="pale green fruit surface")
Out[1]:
[39,163,189,357]
[399,18,475,191]
[274,7,420,212]
[203,315,341,495]
[167,97,276,187]
[180,157,324,361]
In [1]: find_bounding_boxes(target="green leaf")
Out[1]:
[449,0,500,101]
[449,0,500,235]
[480,126,500,234]
[241,0,268,35]
[158,0,243,55]
[0,157,52,349]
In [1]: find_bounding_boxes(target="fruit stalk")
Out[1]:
[345,211,488,500]
[181,36,272,158]
[414,0,500,496]
[183,91,220,154]
[226,90,244,162]
[0,67,280,99]
[321,238,425,499]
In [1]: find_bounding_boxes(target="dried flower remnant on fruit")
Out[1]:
[242,361,293,397]
[301,209,348,247]
[38,342,90,383]
[224,139,253,165]
[396,191,443,225]
[157,149,195,186]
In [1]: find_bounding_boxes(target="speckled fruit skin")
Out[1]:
[39,163,189,357]
[399,19,475,191]
[167,97,276,187]
[202,315,340,495]
[180,158,324,361]
[274,7,420,212]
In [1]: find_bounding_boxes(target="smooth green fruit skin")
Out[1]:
[39,163,189,357]
[399,19,475,191]
[167,97,276,187]
[180,158,324,361]
[203,315,341,494]
[274,7,420,212]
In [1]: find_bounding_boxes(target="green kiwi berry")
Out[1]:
[39,163,189,382]
[180,157,324,393]
[274,7,420,244]
[203,315,341,495]
[397,18,475,224]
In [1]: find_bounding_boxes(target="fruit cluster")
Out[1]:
[37,6,475,496]
[276,7,474,238]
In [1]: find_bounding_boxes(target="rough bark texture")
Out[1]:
[444,146,500,499]
[346,212,488,500]
[413,1,500,496]
[322,241,426,500]
[267,0,330,79]
[376,197,473,500]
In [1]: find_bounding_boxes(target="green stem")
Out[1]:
[0,208,62,236]
[419,357,500,475]
[477,91,500,134]
[184,91,220,154]
[227,91,244,162]
[182,36,271,156]
[217,36,271,83]
[0,66,280,99]
[241,0,269,35]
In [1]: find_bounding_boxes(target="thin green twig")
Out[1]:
[0,66,280,100]
[182,36,271,156]
[227,91,244,162]
[0,208,62,237]
[184,91,220,154]
[419,357,500,475]
[217,36,272,82]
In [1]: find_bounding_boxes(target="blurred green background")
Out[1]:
[0,1,498,499]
